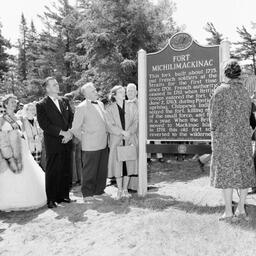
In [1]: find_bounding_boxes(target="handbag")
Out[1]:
[117,144,137,162]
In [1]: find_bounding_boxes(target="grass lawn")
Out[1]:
[0,159,256,256]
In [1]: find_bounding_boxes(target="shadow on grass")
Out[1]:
[0,161,212,226]
[0,206,48,225]
[2,162,255,232]
[49,192,225,224]
[0,228,5,242]
[51,190,256,232]
[148,160,209,184]
[1,190,256,232]
[50,193,176,223]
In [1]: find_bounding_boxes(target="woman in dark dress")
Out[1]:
[106,86,138,200]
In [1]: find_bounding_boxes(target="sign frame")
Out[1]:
[146,33,222,142]
[137,33,231,196]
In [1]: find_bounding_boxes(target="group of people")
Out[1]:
[2,59,256,221]
[0,78,139,211]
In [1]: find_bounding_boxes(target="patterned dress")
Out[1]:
[22,118,43,164]
[209,78,256,189]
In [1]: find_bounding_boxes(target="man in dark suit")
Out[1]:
[36,77,74,208]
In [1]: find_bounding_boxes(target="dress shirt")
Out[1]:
[49,96,61,112]
[88,100,104,120]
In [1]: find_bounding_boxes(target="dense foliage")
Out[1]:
[1,0,180,102]
[2,1,256,102]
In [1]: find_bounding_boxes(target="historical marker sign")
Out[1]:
[147,32,220,141]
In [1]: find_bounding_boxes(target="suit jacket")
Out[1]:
[36,96,73,154]
[70,99,108,151]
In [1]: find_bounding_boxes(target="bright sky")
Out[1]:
[173,0,256,45]
[0,0,76,45]
[0,0,256,50]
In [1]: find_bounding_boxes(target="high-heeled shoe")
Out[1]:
[234,212,249,221]
[122,190,131,198]
[218,214,234,222]
[114,190,123,200]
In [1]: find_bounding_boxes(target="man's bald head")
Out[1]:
[126,83,137,100]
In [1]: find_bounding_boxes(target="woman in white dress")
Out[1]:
[0,94,47,212]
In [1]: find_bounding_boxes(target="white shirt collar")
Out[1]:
[127,98,137,103]
[49,96,59,102]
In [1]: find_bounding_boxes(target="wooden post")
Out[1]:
[220,38,231,82]
[138,49,147,196]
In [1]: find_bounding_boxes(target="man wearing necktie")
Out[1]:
[36,77,74,208]
[69,82,109,201]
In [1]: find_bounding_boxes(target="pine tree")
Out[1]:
[235,26,256,74]
[17,13,29,81]
[204,22,223,45]
[0,22,11,81]
[77,0,179,93]
[27,21,40,79]
[16,15,46,101]
[0,56,25,97]
[24,21,46,102]
[38,0,84,93]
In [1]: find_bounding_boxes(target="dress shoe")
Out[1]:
[234,212,249,221]
[95,191,106,196]
[47,201,57,208]
[62,198,76,203]
[114,190,123,200]
[57,198,76,203]
[122,190,132,198]
[218,215,235,222]
[159,158,165,163]
[94,193,108,199]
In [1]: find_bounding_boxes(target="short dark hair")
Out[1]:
[224,60,241,79]
[42,77,55,88]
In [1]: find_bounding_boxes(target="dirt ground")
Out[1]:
[1,159,256,256]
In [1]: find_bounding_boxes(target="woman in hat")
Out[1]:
[209,60,256,221]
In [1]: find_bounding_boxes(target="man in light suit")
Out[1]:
[69,82,109,200]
